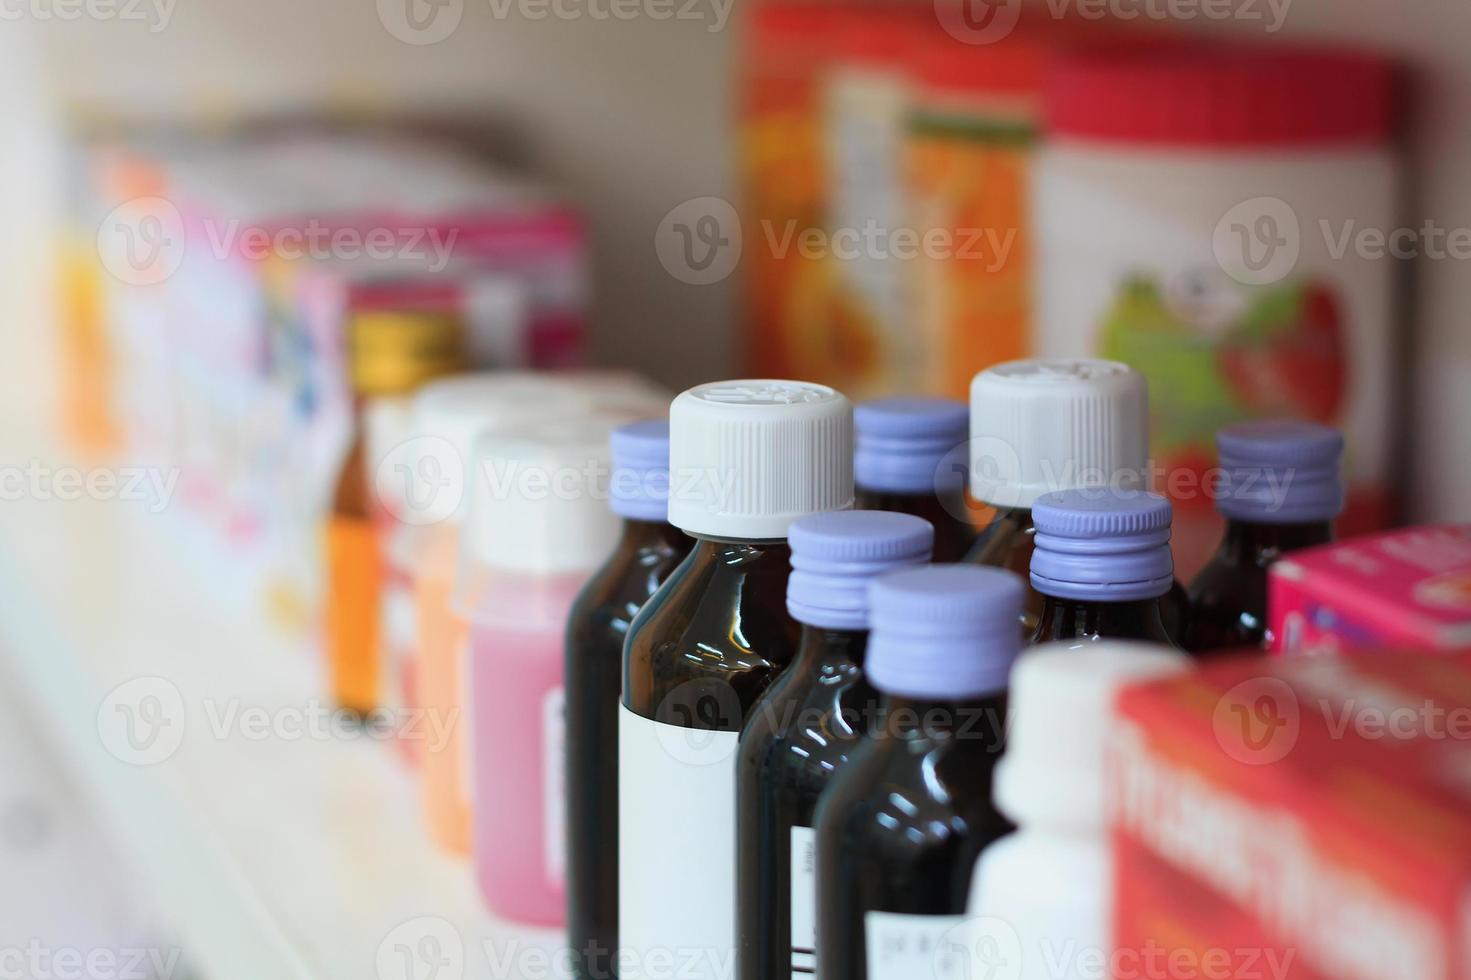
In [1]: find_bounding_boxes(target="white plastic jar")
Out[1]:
[1032,44,1398,578]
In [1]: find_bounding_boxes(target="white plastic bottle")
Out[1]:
[965,642,1186,979]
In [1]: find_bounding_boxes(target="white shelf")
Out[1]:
[0,450,562,980]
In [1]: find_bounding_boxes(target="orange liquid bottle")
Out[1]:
[325,310,465,718]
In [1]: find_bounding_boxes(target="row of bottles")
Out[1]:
[322,335,1347,980]
[578,366,1345,980]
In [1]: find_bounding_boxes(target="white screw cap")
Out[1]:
[667,380,853,539]
[995,642,1187,832]
[969,358,1149,509]
[463,415,629,577]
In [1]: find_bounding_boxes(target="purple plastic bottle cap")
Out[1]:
[854,397,970,496]
[865,565,1026,700]
[609,419,672,521]
[1030,488,1174,603]
[1215,420,1345,525]
[787,511,935,630]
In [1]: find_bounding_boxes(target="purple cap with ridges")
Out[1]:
[866,565,1026,700]
[855,397,970,495]
[1031,488,1174,602]
[1216,420,1345,524]
[787,511,934,630]
[609,419,671,521]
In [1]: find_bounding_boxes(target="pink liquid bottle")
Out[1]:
[459,415,628,926]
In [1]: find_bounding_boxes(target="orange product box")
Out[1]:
[1112,650,1471,980]
[1270,525,1471,654]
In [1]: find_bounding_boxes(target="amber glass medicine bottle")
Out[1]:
[736,510,934,980]
[966,358,1189,640]
[621,380,852,980]
[853,397,975,562]
[565,419,691,980]
[1186,420,1343,654]
[1029,488,1179,649]
[326,310,463,718]
[815,565,1025,980]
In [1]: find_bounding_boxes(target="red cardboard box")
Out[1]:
[1269,525,1471,653]
[1113,651,1471,980]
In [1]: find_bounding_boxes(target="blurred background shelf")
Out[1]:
[0,430,557,980]
[3,1,1469,520]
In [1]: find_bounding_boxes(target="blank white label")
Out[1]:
[619,704,741,980]
[544,686,566,887]
[865,912,970,980]
[790,826,817,977]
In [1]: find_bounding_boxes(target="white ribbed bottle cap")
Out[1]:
[994,642,1186,832]
[667,380,853,539]
[405,371,667,527]
[969,359,1149,509]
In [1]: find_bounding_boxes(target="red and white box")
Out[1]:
[1269,525,1471,653]
[1112,651,1471,980]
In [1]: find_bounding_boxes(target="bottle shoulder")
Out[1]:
[820,731,1006,846]
[739,664,871,784]
[623,541,798,718]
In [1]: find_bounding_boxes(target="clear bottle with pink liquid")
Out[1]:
[458,416,628,926]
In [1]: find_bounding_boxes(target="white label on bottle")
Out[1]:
[457,634,473,799]
[544,685,566,887]
[619,704,741,980]
[864,912,970,980]
[790,826,817,977]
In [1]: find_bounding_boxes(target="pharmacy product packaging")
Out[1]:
[1112,650,1471,980]
[1269,525,1471,653]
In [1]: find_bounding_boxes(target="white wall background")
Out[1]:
[2,0,1467,522]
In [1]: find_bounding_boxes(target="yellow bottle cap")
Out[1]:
[349,310,467,396]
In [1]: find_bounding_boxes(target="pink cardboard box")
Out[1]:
[1270,525,1471,653]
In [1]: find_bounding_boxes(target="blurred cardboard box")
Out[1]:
[1270,525,1471,653]
[1113,650,1471,980]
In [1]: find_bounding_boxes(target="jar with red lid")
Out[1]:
[1033,42,1399,579]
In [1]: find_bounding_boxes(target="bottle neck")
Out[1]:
[682,534,792,573]
[618,517,689,551]
[1221,518,1334,565]
[877,691,1009,744]
[856,482,969,512]
[1035,594,1173,646]
[790,624,868,674]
